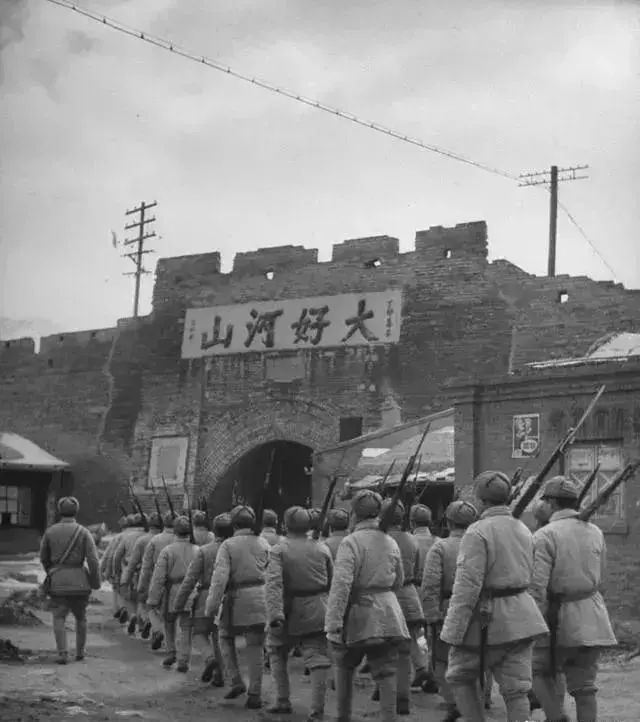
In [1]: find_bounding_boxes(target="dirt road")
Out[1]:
[1,585,640,721]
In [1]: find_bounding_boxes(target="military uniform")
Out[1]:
[324,508,349,561]
[266,506,333,720]
[379,499,426,714]
[205,505,270,709]
[121,513,162,638]
[137,512,175,649]
[421,500,478,722]
[112,514,147,631]
[100,516,128,617]
[173,513,233,686]
[39,497,101,664]
[147,516,198,670]
[325,490,410,722]
[531,477,616,722]
[260,508,282,547]
[441,471,548,722]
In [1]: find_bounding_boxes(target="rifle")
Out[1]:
[150,483,163,518]
[576,463,601,506]
[161,475,176,519]
[183,484,196,545]
[578,461,639,522]
[402,454,421,531]
[512,385,606,518]
[254,448,276,535]
[201,496,210,529]
[378,459,396,497]
[128,479,149,532]
[508,446,543,505]
[379,422,431,533]
[314,477,339,541]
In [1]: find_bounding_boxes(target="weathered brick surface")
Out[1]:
[1,219,639,534]
[449,360,640,620]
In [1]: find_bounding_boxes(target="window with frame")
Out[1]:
[566,442,626,532]
[0,485,31,526]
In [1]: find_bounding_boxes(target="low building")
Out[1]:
[449,332,640,621]
[0,433,72,554]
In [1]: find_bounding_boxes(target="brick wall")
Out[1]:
[1,219,639,527]
[449,360,640,621]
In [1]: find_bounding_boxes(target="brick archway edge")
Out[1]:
[197,397,340,497]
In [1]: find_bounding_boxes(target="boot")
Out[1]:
[211,669,224,687]
[335,666,354,722]
[75,619,87,662]
[441,704,461,722]
[56,651,68,665]
[224,683,247,699]
[304,666,310,676]
[292,646,302,657]
[127,615,137,636]
[422,669,439,694]
[574,690,597,722]
[528,689,541,711]
[141,621,152,639]
[451,683,485,721]
[411,668,429,688]
[267,700,293,714]
[119,608,129,624]
[201,657,218,683]
[246,694,262,709]
[162,652,177,668]
[308,667,327,721]
[376,675,398,722]
[397,697,410,715]
[114,606,124,619]
[371,686,380,701]
[176,662,189,673]
[151,631,164,651]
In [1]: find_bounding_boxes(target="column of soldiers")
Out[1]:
[91,466,617,722]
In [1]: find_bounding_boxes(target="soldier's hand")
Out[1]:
[270,618,285,629]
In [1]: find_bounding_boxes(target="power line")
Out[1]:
[45,0,517,182]
[46,0,623,282]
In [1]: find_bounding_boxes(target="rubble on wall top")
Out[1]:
[526,332,640,370]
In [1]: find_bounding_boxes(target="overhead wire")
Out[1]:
[45,0,623,281]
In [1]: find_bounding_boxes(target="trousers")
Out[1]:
[433,638,456,705]
[331,641,400,722]
[182,615,224,670]
[163,612,191,663]
[270,634,331,719]
[532,645,597,722]
[446,640,534,722]
[50,594,89,657]
[219,627,265,697]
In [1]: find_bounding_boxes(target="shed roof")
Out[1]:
[0,433,69,471]
[527,332,640,370]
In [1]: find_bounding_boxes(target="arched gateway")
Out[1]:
[196,398,338,515]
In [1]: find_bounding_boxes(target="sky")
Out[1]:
[1,0,639,337]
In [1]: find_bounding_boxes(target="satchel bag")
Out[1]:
[42,525,83,597]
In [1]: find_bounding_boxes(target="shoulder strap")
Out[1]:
[57,525,84,566]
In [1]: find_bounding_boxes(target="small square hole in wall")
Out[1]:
[444,249,452,259]
[364,258,382,269]
[265,269,275,280]
[558,291,569,304]
[47,359,54,368]
[59,335,64,342]
[4,341,9,349]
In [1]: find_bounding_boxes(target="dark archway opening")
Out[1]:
[210,440,313,520]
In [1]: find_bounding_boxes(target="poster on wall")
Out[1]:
[147,436,189,488]
[512,414,540,458]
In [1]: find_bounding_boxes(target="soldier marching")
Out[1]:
[38,445,631,722]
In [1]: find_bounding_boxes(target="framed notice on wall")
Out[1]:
[147,436,189,488]
[512,414,540,458]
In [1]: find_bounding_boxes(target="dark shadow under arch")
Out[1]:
[209,440,313,519]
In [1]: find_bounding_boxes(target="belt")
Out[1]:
[548,588,598,604]
[485,586,527,599]
[229,580,265,590]
[289,585,330,598]
[351,585,394,601]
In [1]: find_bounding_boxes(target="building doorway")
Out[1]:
[210,440,313,519]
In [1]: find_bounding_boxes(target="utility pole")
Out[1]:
[123,201,157,318]
[518,165,588,277]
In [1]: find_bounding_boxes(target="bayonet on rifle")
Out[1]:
[161,476,176,519]
[183,484,196,545]
[576,463,601,506]
[578,461,639,522]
